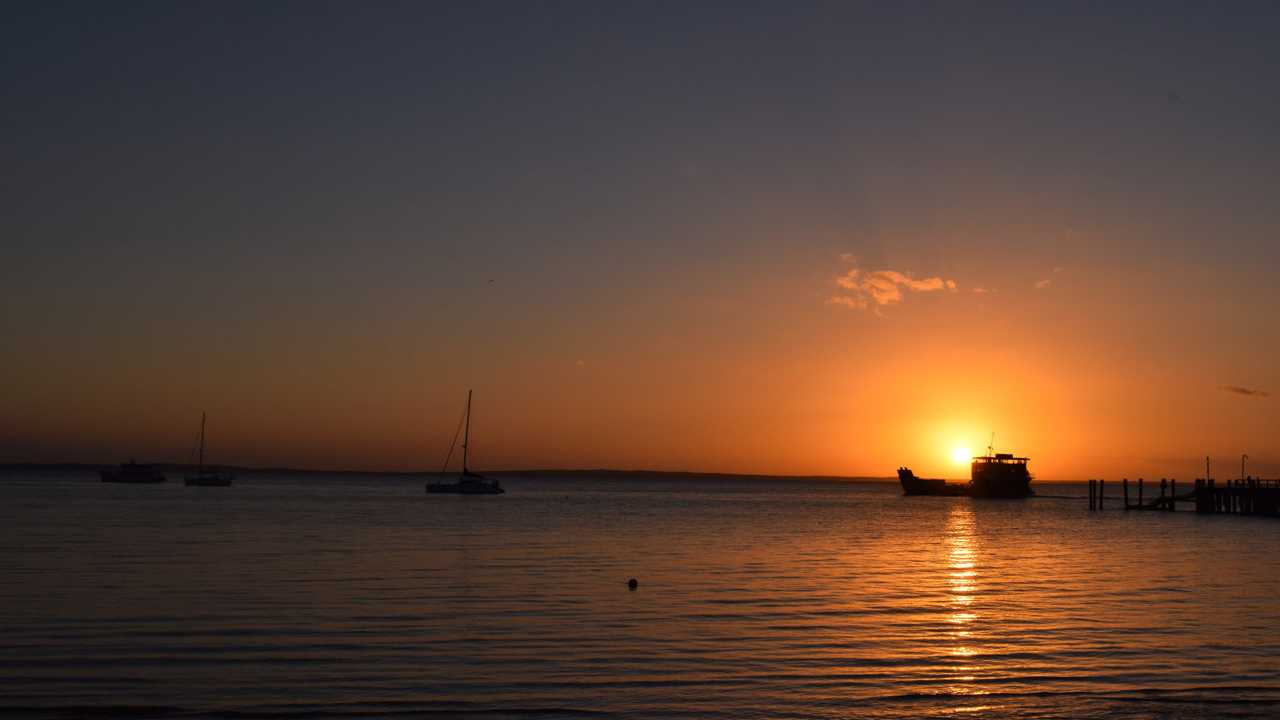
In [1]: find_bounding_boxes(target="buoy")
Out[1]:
[628,578,638,590]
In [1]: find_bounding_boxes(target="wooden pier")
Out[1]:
[1087,477,1280,516]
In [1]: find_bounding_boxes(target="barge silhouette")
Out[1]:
[899,450,1033,498]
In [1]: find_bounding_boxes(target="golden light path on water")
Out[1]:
[942,504,993,715]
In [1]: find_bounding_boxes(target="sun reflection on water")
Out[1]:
[942,504,991,701]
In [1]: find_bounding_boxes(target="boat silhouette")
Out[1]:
[899,440,1034,498]
[426,390,504,495]
[898,468,968,496]
[184,412,233,487]
[100,460,166,484]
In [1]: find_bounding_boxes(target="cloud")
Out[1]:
[575,359,586,368]
[972,287,992,295]
[1222,385,1270,398]
[830,264,957,311]
[826,295,867,310]
[1035,279,1052,289]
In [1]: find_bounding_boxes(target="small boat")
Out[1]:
[101,460,167,484]
[427,390,504,495]
[184,412,233,487]
[899,440,1034,498]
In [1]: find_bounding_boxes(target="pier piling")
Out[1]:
[1090,474,1278,517]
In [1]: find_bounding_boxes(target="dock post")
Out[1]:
[1138,478,1144,509]
[1170,479,1176,512]
[1088,479,1095,510]
[1123,478,1130,510]
[1159,478,1166,510]
[1099,479,1105,510]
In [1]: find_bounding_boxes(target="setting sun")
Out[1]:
[950,447,972,465]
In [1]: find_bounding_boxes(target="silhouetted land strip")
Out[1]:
[0,463,895,484]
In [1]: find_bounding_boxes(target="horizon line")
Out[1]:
[0,461,904,481]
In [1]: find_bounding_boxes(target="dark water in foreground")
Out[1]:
[2,473,1280,719]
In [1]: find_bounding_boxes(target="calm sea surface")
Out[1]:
[2,472,1279,719]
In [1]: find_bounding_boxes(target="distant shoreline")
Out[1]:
[0,462,898,483]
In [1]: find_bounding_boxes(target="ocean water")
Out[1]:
[2,472,1279,719]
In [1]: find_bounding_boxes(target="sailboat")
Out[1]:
[184,412,234,487]
[426,390,504,495]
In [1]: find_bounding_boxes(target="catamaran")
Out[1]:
[184,412,234,487]
[427,390,504,495]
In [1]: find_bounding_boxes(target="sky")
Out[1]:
[3,2,1278,479]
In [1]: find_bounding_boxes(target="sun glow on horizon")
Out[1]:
[950,447,972,465]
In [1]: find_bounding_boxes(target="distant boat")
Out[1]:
[184,412,233,487]
[899,441,1034,498]
[101,460,166,484]
[426,390,504,495]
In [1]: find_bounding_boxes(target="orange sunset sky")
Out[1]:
[3,5,1277,479]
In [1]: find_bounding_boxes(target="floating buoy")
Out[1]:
[628,578,638,590]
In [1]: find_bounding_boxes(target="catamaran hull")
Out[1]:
[426,475,505,495]
[426,483,505,495]
[185,475,233,487]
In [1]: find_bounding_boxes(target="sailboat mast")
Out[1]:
[462,390,472,473]
[198,412,207,474]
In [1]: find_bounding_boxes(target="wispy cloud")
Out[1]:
[1034,278,1052,289]
[830,264,957,312]
[972,287,993,295]
[1222,385,1270,398]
